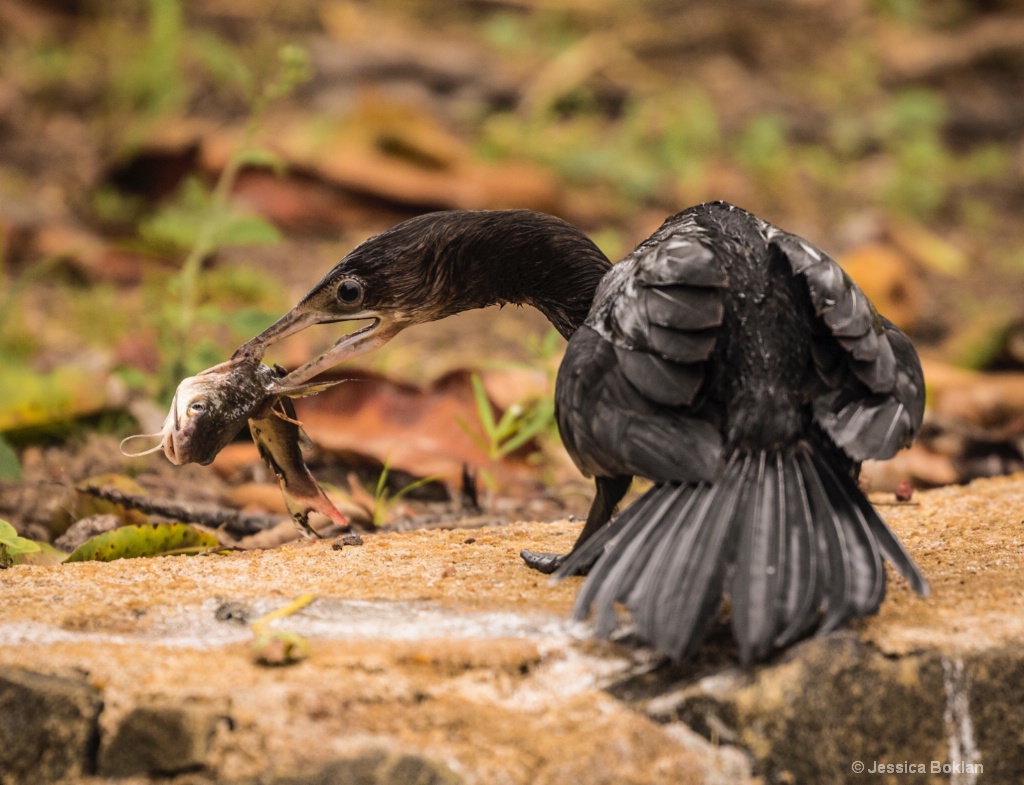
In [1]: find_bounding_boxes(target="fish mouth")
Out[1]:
[162,433,182,465]
[236,310,409,387]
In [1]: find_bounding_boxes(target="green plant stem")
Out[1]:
[172,129,253,378]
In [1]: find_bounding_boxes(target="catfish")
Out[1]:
[122,356,348,536]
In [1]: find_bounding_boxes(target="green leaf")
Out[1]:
[0,362,113,432]
[64,523,220,563]
[0,434,22,481]
[0,519,41,567]
[233,147,286,175]
[140,177,280,252]
[0,520,40,554]
[497,400,554,457]
[454,413,491,455]
[139,177,213,249]
[210,213,282,247]
[469,373,497,442]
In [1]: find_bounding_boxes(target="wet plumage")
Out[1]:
[553,203,926,661]
[234,201,928,663]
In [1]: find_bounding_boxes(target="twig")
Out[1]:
[78,484,285,536]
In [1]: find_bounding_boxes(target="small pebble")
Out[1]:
[332,533,364,550]
[895,480,914,502]
[214,600,254,624]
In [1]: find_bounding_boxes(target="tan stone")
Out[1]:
[1,475,1022,784]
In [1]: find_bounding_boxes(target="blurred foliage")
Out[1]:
[143,39,311,394]
[0,437,23,481]
[251,594,314,666]
[50,473,151,538]
[1,0,1024,494]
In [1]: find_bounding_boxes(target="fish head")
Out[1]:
[122,357,275,466]
[121,358,345,466]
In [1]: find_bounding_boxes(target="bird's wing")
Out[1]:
[768,229,926,461]
[557,229,726,484]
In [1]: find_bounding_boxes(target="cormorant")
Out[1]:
[234,201,928,663]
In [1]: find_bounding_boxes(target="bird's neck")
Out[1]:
[429,210,613,339]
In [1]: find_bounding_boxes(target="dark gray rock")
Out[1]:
[631,633,1016,784]
[0,667,102,785]
[98,701,221,777]
[265,749,462,785]
[377,752,463,785]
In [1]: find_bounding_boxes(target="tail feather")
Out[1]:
[852,483,930,596]
[773,459,821,648]
[641,455,749,657]
[800,451,886,631]
[730,453,784,662]
[557,481,670,588]
[566,445,927,663]
[587,486,692,637]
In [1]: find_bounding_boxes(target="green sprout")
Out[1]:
[371,458,443,528]
[457,372,555,495]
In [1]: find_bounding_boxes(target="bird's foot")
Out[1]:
[520,549,566,574]
[520,549,597,576]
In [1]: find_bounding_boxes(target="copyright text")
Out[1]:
[850,760,983,775]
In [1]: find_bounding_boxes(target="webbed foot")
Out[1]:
[521,549,598,576]
[520,549,566,574]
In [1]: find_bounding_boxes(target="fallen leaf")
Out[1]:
[253,631,309,666]
[32,224,165,285]
[227,481,370,526]
[203,105,561,214]
[924,359,1024,428]
[862,445,959,491]
[63,523,220,563]
[292,369,545,492]
[236,521,303,550]
[53,513,121,552]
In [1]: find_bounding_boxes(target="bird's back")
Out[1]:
[691,205,818,452]
[556,200,928,663]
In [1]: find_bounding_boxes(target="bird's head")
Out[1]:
[235,211,500,385]
[234,209,610,386]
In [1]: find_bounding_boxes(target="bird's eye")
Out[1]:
[337,279,363,305]
[187,402,207,417]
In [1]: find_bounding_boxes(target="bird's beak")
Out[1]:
[233,307,408,386]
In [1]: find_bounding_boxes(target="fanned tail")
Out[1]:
[560,445,928,664]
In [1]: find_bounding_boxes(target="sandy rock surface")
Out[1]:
[1,475,1023,784]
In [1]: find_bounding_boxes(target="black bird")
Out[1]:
[235,201,928,663]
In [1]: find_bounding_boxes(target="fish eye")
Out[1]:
[337,279,363,305]
[187,401,207,417]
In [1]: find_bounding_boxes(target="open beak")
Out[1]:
[233,307,408,387]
